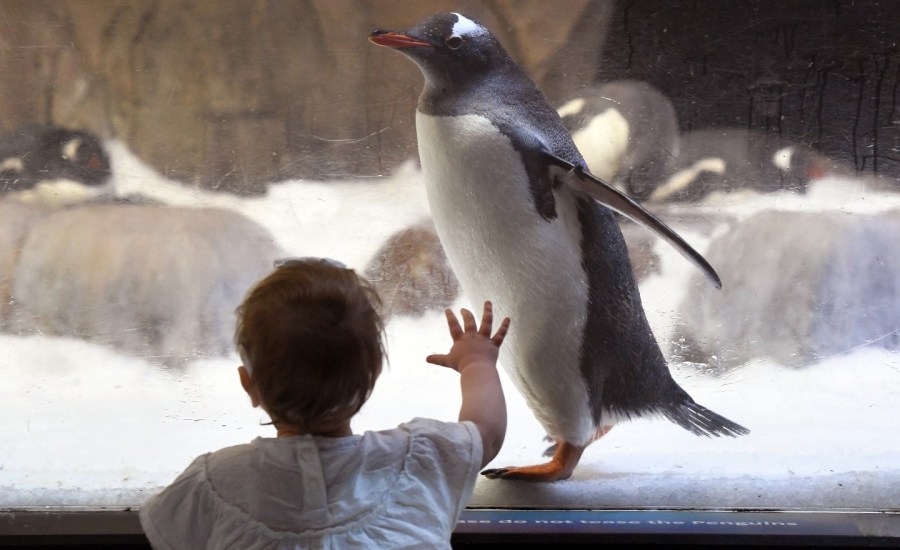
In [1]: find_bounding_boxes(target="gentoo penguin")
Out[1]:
[370,13,748,481]
[0,124,111,204]
[649,127,844,202]
[558,80,680,202]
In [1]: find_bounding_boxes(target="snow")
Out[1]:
[1,142,899,511]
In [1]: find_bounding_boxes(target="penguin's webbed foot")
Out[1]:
[481,441,586,482]
[481,461,572,481]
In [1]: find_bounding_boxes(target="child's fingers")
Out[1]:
[444,308,463,340]
[492,316,511,346]
[426,353,450,367]
[478,301,494,337]
[460,307,477,333]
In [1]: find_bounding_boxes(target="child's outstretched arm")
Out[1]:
[427,301,510,468]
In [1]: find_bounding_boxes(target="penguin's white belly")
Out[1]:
[416,112,596,445]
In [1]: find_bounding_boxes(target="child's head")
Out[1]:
[234,258,385,434]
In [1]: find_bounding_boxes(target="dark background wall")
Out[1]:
[0,0,896,191]
[595,0,900,178]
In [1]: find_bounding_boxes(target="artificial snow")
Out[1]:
[1,142,898,511]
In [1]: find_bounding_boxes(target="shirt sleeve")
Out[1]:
[139,454,214,550]
[401,418,483,527]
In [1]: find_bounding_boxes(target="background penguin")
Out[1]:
[558,80,680,202]
[649,127,846,203]
[371,12,748,482]
[0,124,112,204]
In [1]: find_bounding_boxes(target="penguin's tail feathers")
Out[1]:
[665,400,750,438]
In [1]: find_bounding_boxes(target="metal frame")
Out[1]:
[2,508,898,548]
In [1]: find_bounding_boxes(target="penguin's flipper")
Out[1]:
[545,152,722,289]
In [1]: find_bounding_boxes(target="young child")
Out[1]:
[139,257,510,549]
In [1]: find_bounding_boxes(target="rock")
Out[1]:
[674,210,900,369]
[364,221,459,318]
[0,200,54,326]
[0,0,597,193]
[8,203,280,365]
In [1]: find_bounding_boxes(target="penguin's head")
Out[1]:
[369,13,509,89]
[0,125,112,205]
[43,127,111,186]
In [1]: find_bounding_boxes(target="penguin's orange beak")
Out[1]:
[369,30,432,49]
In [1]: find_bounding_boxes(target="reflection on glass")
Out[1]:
[0,0,898,514]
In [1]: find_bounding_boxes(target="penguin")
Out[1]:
[557,80,680,202]
[0,124,112,204]
[649,127,844,203]
[370,13,748,482]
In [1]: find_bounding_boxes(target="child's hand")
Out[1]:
[426,301,510,373]
[428,301,510,467]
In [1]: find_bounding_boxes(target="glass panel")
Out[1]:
[1,0,898,516]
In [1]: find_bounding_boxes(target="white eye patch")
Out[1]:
[62,137,83,161]
[450,13,487,39]
[0,157,24,172]
[773,146,794,171]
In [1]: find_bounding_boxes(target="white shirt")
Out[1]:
[140,418,482,550]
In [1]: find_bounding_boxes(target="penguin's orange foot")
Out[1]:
[481,461,573,481]
[481,441,586,482]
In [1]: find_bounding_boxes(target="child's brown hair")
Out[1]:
[234,259,385,433]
